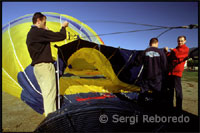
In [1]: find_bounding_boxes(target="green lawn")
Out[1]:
[182,70,198,82]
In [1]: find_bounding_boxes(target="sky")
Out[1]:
[2,2,198,50]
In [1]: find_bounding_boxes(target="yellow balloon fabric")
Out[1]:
[62,48,140,95]
[2,12,104,99]
[2,12,141,115]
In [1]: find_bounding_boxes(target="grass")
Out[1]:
[182,70,198,82]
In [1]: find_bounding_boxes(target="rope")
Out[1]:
[134,65,144,84]
[82,27,165,38]
[156,24,198,38]
[84,20,198,30]
[103,47,120,68]
[156,28,174,38]
[80,24,198,38]
[117,52,134,77]
[57,47,68,66]
[76,39,81,50]
[98,43,101,51]
[56,54,60,109]
[60,15,67,44]
[107,47,120,61]
[79,22,83,39]
[83,20,169,28]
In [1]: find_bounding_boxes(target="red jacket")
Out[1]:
[167,44,189,77]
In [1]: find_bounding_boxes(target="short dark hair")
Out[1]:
[32,12,46,24]
[149,38,158,46]
[178,36,186,40]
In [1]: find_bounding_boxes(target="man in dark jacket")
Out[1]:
[139,38,168,104]
[26,12,69,116]
[123,38,168,112]
[164,36,189,111]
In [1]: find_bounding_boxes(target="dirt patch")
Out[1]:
[186,83,194,87]
[181,80,198,115]
[2,92,45,132]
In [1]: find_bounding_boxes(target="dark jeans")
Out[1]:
[140,76,162,104]
[167,75,183,110]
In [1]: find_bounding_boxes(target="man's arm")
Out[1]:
[40,27,67,42]
[164,47,172,57]
[160,49,168,73]
[38,21,69,42]
[171,47,189,59]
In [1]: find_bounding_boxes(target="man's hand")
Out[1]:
[164,47,168,52]
[62,21,69,28]
[45,26,49,30]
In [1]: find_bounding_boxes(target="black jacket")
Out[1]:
[129,47,167,80]
[26,25,66,66]
[142,47,167,80]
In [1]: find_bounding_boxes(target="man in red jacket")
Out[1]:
[164,36,189,111]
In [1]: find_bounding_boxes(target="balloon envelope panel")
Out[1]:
[2,12,104,113]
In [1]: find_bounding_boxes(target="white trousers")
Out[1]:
[34,63,57,116]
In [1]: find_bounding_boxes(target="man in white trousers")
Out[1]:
[26,12,69,116]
